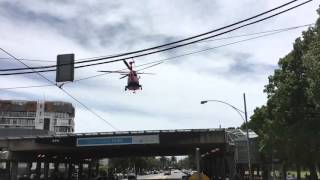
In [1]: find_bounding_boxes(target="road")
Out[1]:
[137,171,186,180]
[120,171,186,180]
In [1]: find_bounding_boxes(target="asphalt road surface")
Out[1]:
[120,170,187,180]
[137,171,186,180]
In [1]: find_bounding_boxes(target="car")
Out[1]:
[182,174,191,180]
[127,173,137,180]
[164,170,171,175]
[18,176,31,180]
[286,175,297,180]
[95,176,108,180]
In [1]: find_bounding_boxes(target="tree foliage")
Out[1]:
[109,156,160,172]
[246,6,320,179]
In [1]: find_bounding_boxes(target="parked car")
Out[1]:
[18,176,31,180]
[95,176,108,180]
[182,174,191,180]
[127,173,136,180]
[164,170,171,175]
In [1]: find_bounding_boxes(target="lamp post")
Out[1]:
[200,93,252,180]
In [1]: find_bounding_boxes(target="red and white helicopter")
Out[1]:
[98,60,161,92]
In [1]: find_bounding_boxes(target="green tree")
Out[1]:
[159,156,169,169]
[109,156,161,173]
[170,156,177,167]
[246,6,320,180]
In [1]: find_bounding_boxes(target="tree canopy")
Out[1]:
[247,6,320,180]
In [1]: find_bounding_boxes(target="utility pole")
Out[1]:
[195,148,201,180]
[243,93,252,180]
[200,93,253,179]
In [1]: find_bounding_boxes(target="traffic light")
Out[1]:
[56,54,74,82]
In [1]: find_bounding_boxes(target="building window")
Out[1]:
[54,126,69,132]
[43,118,50,130]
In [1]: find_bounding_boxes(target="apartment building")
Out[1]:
[0,100,75,134]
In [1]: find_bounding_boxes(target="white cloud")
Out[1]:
[0,0,318,132]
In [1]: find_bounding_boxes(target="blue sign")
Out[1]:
[77,137,132,146]
[76,135,159,147]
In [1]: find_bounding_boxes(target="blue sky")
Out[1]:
[0,0,318,132]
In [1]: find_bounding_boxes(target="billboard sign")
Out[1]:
[76,135,159,147]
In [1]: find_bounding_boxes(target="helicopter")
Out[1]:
[98,60,161,92]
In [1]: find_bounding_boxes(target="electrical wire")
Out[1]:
[0,58,55,62]
[199,24,313,43]
[0,51,131,63]
[0,24,311,64]
[0,23,302,64]
[0,48,119,131]
[0,0,310,73]
[0,24,308,90]
[0,84,55,90]
[0,21,313,76]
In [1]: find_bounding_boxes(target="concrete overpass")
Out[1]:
[0,128,260,180]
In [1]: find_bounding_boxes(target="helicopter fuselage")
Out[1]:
[125,71,142,91]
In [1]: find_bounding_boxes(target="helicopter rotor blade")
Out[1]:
[136,61,163,72]
[119,74,129,79]
[98,70,129,73]
[136,72,156,75]
[123,60,131,70]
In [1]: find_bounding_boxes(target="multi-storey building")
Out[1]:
[0,100,75,134]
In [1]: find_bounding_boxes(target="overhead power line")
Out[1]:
[0,0,311,73]
[0,22,313,76]
[0,23,310,90]
[0,84,55,90]
[0,58,55,62]
[0,51,131,63]
[0,47,119,131]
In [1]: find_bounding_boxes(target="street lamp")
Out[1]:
[200,93,252,180]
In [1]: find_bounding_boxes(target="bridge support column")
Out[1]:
[221,156,226,179]
[210,156,215,179]
[35,161,41,180]
[26,162,32,177]
[212,158,216,179]
[217,156,223,179]
[10,161,18,180]
[79,163,83,180]
[68,162,73,179]
[52,162,59,179]
[44,161,49,180]
[64,163,68,178]
[88,162,93,179]
[95,160,100,176]
[5,161,11,180]
[203,157,211,178]
[210,157,214,178]
[226,154,235,178]
[204,157,212,178]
